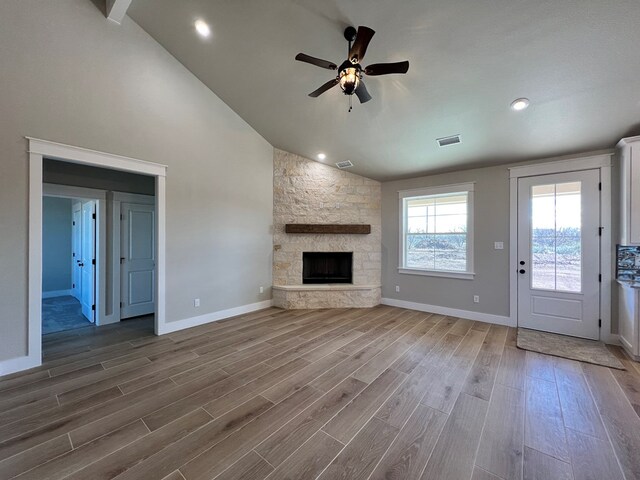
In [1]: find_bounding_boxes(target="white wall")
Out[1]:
[42,197,73,293]
[0,0,273,363]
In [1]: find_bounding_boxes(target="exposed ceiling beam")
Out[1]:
[106,0,133,24]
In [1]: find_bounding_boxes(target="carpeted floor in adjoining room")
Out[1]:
[42,295,93,335]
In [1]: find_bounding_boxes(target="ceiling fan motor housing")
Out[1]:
[343,26,357,42]
[338,60,362,95]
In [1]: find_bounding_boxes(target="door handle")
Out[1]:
[78,263,84,267]
[519,269,526,274]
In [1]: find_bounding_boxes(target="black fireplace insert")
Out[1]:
[302,252,353,284]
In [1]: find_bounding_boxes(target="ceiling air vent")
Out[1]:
[437,135,462,147]
[336,160,354,169]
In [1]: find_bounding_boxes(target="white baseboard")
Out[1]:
[157,300,274,335]
[42,289,72,299]
[604,334,621,346]
[0,353,41,377]
[619,334,633,351]
[381,297,515,328]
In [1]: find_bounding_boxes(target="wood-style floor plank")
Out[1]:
[0,307,637,480]
[526,351,556,383]
[180,386,319,480]
[16,420,149,480]
[316,417,399,480]
[215,451,273,480]
[554,367,607,439]
[582,363,640,480]
[462,324,507,401]
[369,404,447,480]
[266,430,342,480]
[475,384,525,480]
[65,408,212,480]
[0,434,72,479]
[113,396,274,480]
[322,368,405,444]
[375,332,464,428]
[496,346,526,390]
[420,328,486,413]
[255,376,367,467]
[524,376,570,463]
[523,446,573,480]
[420,393,489,480]
[471,467,504,480]
[565,427,624,480]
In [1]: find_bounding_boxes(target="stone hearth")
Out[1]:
[272,149,381,309]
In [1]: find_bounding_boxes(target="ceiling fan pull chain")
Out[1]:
[348,95,353,113]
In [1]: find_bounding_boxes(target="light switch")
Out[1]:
[494,242,504,250]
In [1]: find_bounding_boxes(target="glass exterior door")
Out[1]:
[517,170,600,339]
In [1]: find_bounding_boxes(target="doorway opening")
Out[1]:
[25,138,167,373]
[42,192,100,334]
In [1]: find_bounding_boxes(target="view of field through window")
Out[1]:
[404,192,468,272]
[531,181,582,292]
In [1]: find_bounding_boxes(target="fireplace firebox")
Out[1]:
[302,252,353,284]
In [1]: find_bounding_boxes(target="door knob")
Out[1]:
[519,269,526,274]
[78,262,84,267]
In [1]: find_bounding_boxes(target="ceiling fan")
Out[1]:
[295,26,410,110]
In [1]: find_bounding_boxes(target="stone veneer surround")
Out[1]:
[272,149,381,309]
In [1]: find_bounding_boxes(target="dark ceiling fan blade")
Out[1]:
[295,53,337,70]
[308,78,339,97]
[348,26,375,63]
[355,82,372,103]
[364,60,410,76]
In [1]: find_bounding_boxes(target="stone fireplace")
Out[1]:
[272,149,381,309]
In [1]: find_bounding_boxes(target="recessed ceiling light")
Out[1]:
[194,19,211,38]
[511,98,530,111]
[317,153,327,160]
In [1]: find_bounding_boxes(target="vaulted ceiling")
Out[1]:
[128,0,640,180]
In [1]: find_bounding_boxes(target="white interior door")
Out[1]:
[121,202,155,319]
[517,170,600,339]
[80,200,96,322]
[71,203,82,301]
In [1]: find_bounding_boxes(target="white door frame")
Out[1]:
[27,137,167,371]
[43,184,107,325]
[509,153,614,342]
[112,192,155,323]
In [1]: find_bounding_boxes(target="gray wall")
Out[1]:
[0,0,273,362]
[382,164,511,317]
[42,197,72,293]
[381,156,617,331]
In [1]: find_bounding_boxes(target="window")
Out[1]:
[399,183,474,279]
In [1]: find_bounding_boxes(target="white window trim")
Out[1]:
[398,182,475,279]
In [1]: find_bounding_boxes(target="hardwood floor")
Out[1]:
[0,306,639,479]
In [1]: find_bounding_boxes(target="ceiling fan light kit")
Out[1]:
[295,25,409,111]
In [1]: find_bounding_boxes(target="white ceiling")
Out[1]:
[127,0,640,180]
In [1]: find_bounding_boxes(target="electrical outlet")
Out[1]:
[194,298,200,307]
[259,286,264,294]
[473,295,479,303]
[395,285,400,293]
